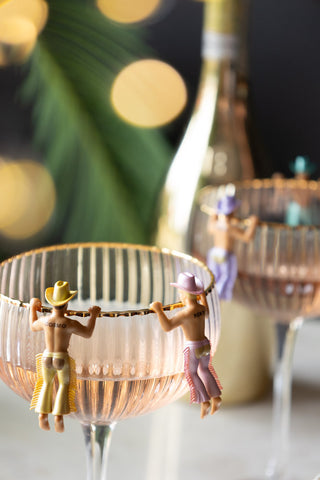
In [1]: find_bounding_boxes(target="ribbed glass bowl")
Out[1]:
[0,242,220,425]
[190,178,320,322]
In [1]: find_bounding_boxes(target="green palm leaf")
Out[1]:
[21,0,172,244]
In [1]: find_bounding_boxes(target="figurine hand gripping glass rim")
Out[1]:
[29,280,101,433]
[150,272,222,419]
[206,190,258,301]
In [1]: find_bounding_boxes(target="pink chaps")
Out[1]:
[184,338,222,404]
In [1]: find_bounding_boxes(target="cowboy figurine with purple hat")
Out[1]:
[206,187,258,301]
[150,272,222,419]
[29,280,101,433]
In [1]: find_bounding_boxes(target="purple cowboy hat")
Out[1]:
[170,272,204,295]
[216,194,240,215]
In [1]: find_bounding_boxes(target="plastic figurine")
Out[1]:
[150,272,222,419]
[285,155,316,226]
[289,155,316,181]
[29,280,101,433]
[206,192,258,301]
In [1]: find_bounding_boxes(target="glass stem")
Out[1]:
[82,423,116,480]
[265,317,303,479]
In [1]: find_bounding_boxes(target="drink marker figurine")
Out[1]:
[285,155,316,226]
[29,280,101,433]
[205,186,258,301]
[150,272,222,419]
[289,155,316,181]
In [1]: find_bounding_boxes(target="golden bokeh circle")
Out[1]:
[111,59,187,128]
[96,0,161,24]
[0,16,37,45]
[0,160,56,239]
[0,0,48,33]
[0,0,48,65]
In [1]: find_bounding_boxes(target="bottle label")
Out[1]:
[202,31,238,60]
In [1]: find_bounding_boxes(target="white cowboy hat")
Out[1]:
[45,280,77,307]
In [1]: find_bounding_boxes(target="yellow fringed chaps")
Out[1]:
[30,352,77,415]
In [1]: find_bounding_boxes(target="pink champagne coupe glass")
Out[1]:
[190,178,320,479]
[0,242,220,480]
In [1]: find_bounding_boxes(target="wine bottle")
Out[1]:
[156,0,254,252]
[156,0,272,405]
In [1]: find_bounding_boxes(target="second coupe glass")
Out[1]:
[190,178,320,479]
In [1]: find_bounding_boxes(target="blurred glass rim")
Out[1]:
[198,178,320,230]
[0,242,215,316]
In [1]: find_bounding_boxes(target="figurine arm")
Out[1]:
[198,293,209,313]
[150,301,186,332]
[230,215,258,243]
[29,298,43,331]
[70,305,101,338]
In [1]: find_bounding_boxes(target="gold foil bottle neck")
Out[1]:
[203,0,239,35]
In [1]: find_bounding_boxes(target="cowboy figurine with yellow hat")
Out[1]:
[150,272,222,419]
[29,280,101,433]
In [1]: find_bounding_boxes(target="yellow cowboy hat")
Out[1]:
[45,280,77,306]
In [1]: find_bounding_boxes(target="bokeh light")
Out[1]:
[96,0,161,24]
[0,159,56,239]
[0,0,48,32]
[0,0,48,65]
[111,59,187,128]
[0,17,37,65]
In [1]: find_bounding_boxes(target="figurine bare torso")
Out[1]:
[208,217,235,252]
[150,292,208,342]
[177,301,207,342]
[42,313,77,353]
[207,214,256,253]
[30,299,99,351]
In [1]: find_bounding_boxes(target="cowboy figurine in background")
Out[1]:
[29,281,101,433]
[285,155,317,226]
[206,189,258,301]
[150,272,222,419]
[289,155,317,181]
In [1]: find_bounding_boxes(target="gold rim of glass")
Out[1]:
[0,242,215,317]
[200,178,320,230]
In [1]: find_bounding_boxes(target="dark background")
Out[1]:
[148,0,320,179]
[1,0,320,177]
